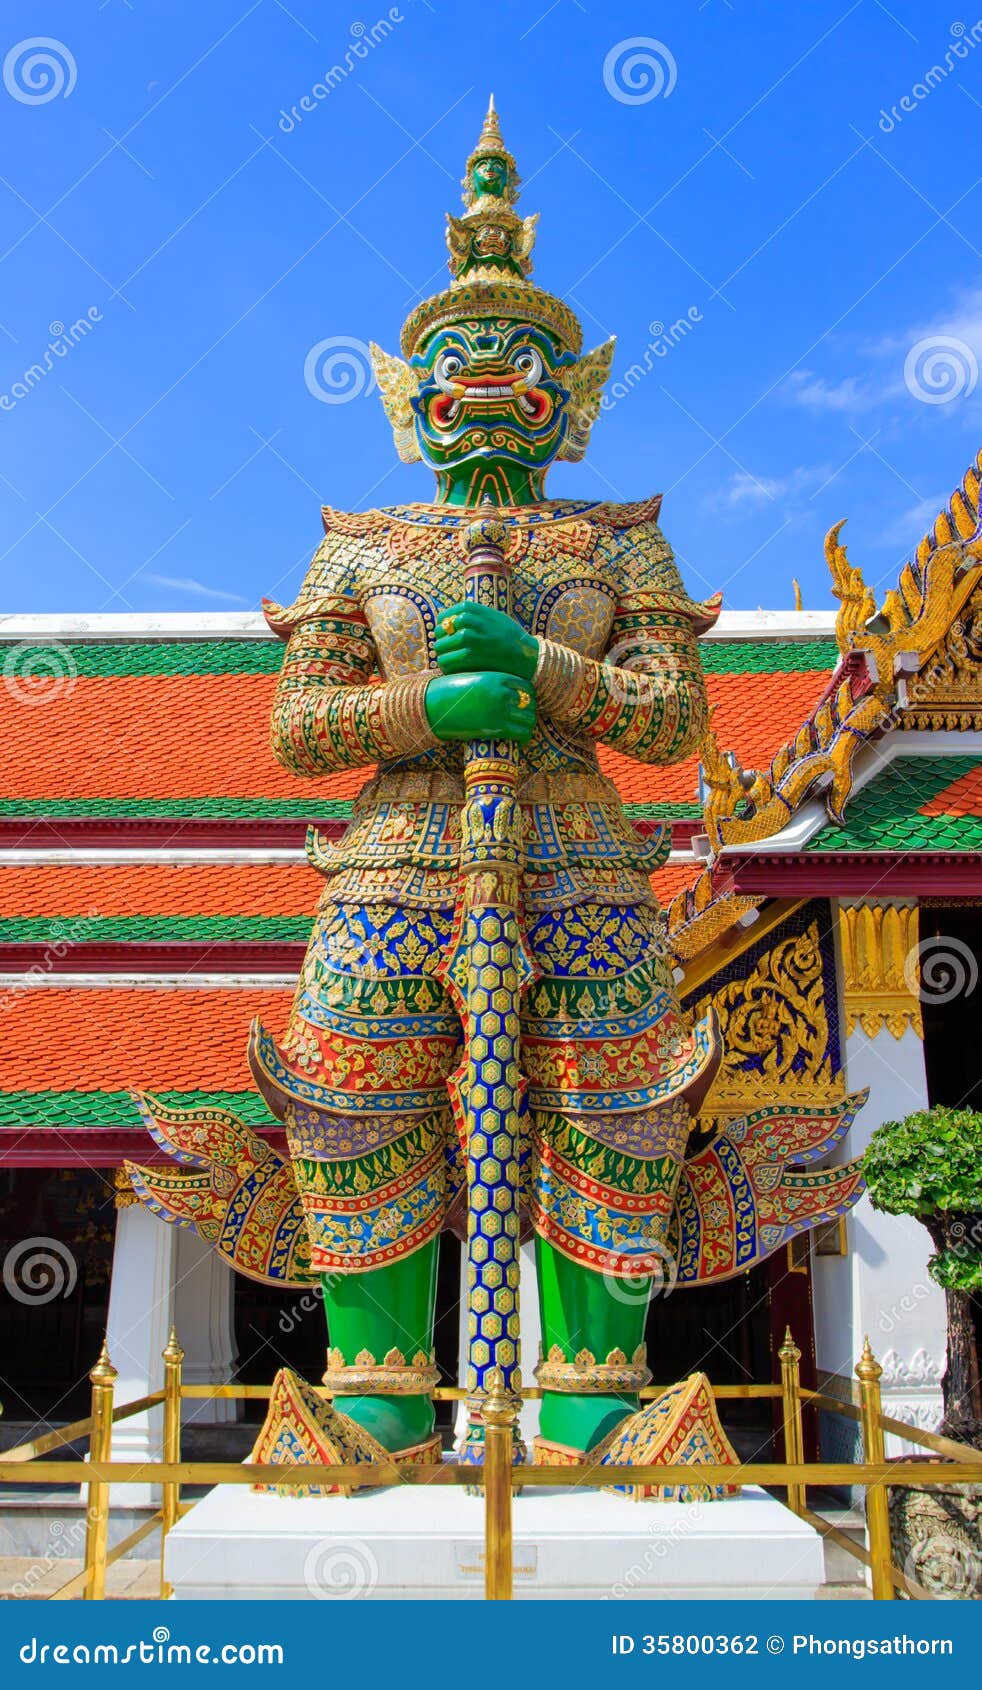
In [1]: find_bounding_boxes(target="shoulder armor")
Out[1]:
[320,506,390,538]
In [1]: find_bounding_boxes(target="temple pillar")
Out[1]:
[174,1228,240,1425]
[811,901,946,1454]
[104,1195,176,1505]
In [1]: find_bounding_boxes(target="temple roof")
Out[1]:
[0,614,837,837]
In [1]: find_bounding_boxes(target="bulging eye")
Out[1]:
[433,350,464,392]
[514,348,543,383]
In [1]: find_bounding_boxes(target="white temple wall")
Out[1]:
[811,991,946,1454]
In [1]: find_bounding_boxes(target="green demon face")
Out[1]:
[411,318,575,482]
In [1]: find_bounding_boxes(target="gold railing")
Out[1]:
[1,1329,980,1602]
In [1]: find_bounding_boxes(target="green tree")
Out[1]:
[863,1107,982,1439]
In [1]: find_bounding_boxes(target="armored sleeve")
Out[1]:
[266,532,438,775]
[533,518,718,766]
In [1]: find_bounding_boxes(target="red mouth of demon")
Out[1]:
[430,375,551,429]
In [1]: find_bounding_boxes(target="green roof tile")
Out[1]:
[700,640,837,674]
[0,638,838,680]
[808,755,982,853]
[0,641,283,677]
[0,797,354,819]
[0,1089,272,1130]
[0,916,312,944]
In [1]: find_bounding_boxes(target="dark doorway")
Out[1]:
[921,903,982,1112]
[645,1263,774,1455]
[0,1167,116,1428]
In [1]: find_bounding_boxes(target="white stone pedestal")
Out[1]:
[166,1483,825,1600]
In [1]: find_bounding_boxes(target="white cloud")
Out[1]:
[783,370,880,414]
[867,287,982,365]
[713,464,834,510]
[139,572,247,604]
[784,285,982,420]
[876,494,948,551]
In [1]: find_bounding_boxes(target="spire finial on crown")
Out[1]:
[397,97,583,359]
[461,93,520,211]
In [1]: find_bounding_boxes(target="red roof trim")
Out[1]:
[721,851,982,896]
[0,943,306,973]
[0,1126,287,1167]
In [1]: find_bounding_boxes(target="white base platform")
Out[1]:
[166,1483,826,1600]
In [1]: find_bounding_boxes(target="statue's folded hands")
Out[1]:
[435,599,539,681]
[424,669,537,743]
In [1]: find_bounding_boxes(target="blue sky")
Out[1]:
[1,0,981,615]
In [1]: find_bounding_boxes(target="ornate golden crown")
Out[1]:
[399,97,584,360]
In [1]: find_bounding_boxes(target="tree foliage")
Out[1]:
[863,1107,982,1293]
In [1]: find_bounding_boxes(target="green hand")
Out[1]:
[424,672,537,745]
[435,602,539,683]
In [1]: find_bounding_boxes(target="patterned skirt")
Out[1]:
[249,884,719,1280]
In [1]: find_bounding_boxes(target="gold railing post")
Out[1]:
[83,1340,117,1600]
[481,1369,517,1601]
[160,1327,185,1598]
[779,1326,805,1513]
[856,1336,894,1600]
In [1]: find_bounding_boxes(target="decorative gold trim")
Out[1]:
[838,902,923,1040]
[675,899,806,997]
[534,1343,651,1395]
[113,1166,138,1210]
[322,1346,440,1397]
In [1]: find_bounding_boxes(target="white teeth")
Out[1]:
[463,384,513,398]
[518,394,537,414]
[445,400,459,421]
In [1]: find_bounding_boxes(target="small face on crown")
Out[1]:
[471,154,509,201]
[410,316,574,476]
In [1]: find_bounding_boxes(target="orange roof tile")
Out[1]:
[0,676,368,802]
[598,670,829,803]
[0,862,322,919]
[649,860,704,905]
[0,988,292,1091]
[921,762,982,817]
[0,670,828,811]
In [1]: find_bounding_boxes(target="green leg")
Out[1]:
[321,1241,439,1453]
[536,1236,649,1452]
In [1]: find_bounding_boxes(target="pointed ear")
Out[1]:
[558,337,615,462]
[369,343,422,464]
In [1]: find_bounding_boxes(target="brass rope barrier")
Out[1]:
[82,1342,116,1601]
[778,1327,805,1514]
[855,1338,894,1601]
[5,1332,979,1601]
